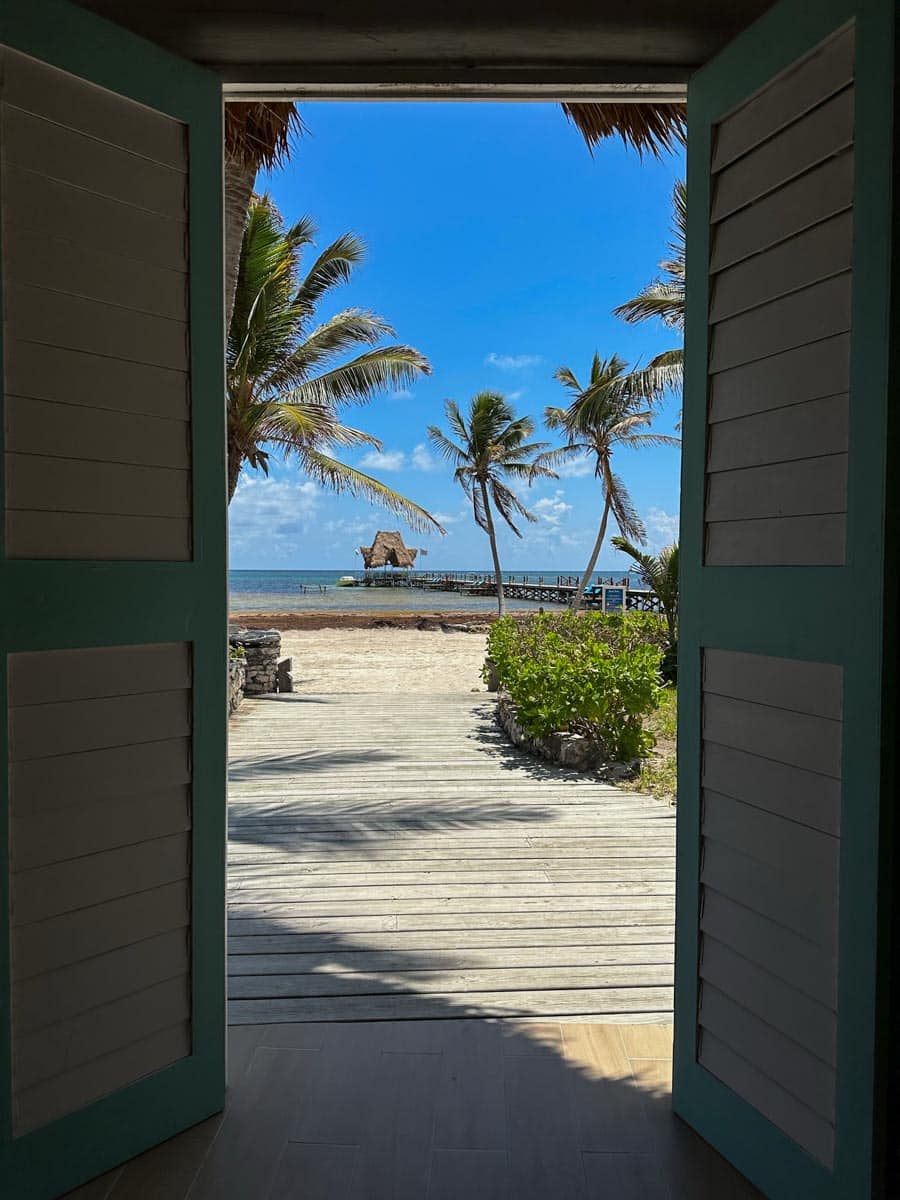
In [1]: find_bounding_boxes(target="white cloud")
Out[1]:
[391,388,413,400]
[559,530,591,549]
[646,506,680,548]
[229,475,322,560]
[554,454,594,479]
[432,509,467,526]
[485,352,543,371]
[359,449,406,471]
[410,443,440,472]
[533,490,573,527]
[506,389,524,401]
[323,516,369,538]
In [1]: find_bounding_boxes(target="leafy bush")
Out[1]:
[485,611,664,761]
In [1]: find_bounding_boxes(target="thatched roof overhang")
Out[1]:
[359,530,418,570]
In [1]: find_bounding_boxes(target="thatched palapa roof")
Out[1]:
[359,531,418,570]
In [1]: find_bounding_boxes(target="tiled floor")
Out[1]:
[67,1020,762,1199]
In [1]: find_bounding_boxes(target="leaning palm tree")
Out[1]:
[611,536,679,647]
[546,353,680,610]
[228,196,441,534]
[428,393,558,615]
[614,179,686,399]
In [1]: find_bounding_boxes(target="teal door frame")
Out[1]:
[673,0,897,1196]
[0,3,227,1197]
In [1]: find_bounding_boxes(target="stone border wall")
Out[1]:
[496,691,602,771]
[496,691,638,780]
[229,629,281,695]
[229,657,246,715]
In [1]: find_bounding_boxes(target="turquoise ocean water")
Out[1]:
[229,569,633,613]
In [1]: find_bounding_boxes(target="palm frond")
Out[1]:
[282,346,431,408]
[491,480,535,537]
[552,366,583,398]
[620,431,682,449]
[612,535,679,638]
[262,403,383,451]
[614,281,684,328]
[297,447,444,534]
[562,102,687,159]
[427,428,468,466]
[614,178,686,334]
[607,473,646,544]
[293,232,367,317]
[224,103,304,170]
[263,310,396,391]
[626,351,684,401]
[471,481,489,534]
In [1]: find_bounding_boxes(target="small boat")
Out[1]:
[336,575,358,587]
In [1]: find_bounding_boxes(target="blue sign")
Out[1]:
[605,587,625,612]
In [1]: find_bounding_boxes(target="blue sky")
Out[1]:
[229,102,684,571]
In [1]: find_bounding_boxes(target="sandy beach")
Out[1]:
[266,621,490,693]
[230,608,498,693]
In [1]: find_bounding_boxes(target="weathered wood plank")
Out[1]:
[227,926,675,956]
[228,945,675,975]
[228,692,675,1023]
[227,988,675,1024]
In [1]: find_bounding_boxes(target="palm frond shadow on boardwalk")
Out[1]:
[77,693,760,1199]
[227,690,678,1026]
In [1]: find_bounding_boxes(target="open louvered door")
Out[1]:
[673,1,897,1197]
[0,1,226,1197]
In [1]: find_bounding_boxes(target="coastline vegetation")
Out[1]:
[485,611,665,762]
[621,685,677,803]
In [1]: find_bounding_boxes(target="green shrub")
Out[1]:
[485,611,664,761]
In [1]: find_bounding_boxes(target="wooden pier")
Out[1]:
[405,572,662,612]
[341,569,662,612]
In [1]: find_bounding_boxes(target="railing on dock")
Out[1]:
[401,571,663,613]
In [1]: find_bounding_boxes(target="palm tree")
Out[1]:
[546,353,679,611]
[428,393,558,615]
[613,179,686,400]
[611,536,679,647]
[224,103,303,329]
[228,196,441,534]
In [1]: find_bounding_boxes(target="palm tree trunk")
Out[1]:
[224,153,256,333]
[479,480,506,617]
[573,493,613,611]
[227,432,244,503]
[664,606,677,646]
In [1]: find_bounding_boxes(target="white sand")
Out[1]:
[279,627,489,693]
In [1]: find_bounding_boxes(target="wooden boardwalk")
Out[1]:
[227,693,676,1024]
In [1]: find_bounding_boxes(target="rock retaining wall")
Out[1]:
[496,690,637,779]
[229,629,281,695]
[229,657,246,715]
